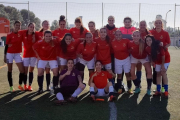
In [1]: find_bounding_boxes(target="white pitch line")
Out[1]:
[109,102,117,120]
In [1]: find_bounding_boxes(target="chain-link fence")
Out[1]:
[0,2,179,46]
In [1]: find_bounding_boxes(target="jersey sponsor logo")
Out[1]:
[42,46,45,49]
[160,35,163,39]
[101,73,105,76]
[123,43,126,47]
[25,37,27,39]
[71,46,74,49]
[72,73,75,76]
[18,34,21,37]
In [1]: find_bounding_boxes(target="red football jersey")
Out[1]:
[94,37,111,65]
[77,42,97,61]
[52,29,70,39]
[111,39,130,60]
[60,39,81,59]
[33,39,58,60]
[22,30,37,58]
[106,27,118,41]
[146,46,170,64]
[69,27,89,39]
[90,71,112,89]
[6,30,24,53]
[128,41,147,59]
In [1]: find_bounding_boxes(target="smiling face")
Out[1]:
[67,60,74,69]
[65,35,72,45]
[155,20,162,29]
[108,17,115,27]
[115,30,122,40]
[14,23,21,32]
[28,23,35,33]
[139,21,146,32]
[100,28,107,39]
[59,21,66,29]
[42,21,50,30]
[95,61,102,71]
[44,33,52,43]
[86,33,93,44]
[132,31,140,43]
[124,19,131,28]
[75,22,81,29]
[146,37,152,47]
[88,22,95,31]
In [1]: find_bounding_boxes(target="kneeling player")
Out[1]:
[89,60,116,102]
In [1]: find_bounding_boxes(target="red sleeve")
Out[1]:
[52,30,56,36]
[106,71,113,79]
[166,32,171,45]
[6,33,11,44]
[69,28,73,35]
[33,41,41,52]
[76,44,83,54]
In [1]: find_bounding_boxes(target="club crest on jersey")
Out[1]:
[160,35,163,39]
[57,33,59,35]
[72,73,75,76]
[114,45,117,48]
[101,73,105,76]
[25,37,27,39]
[131,47,133,49]
[123,43,126,47]
[71,46,74,49]
[73,31,75,33]
[84,49,86,51]
[18,34,21,37]
[42,46,45,49]
[92,48,95,51]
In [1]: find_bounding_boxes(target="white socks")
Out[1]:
[56,92,64,100]
[90,87,95,92]
[72,85,85,97]
[109,86,114,93]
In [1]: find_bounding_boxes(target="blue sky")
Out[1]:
[1,0,180,29]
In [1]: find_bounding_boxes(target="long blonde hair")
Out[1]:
[132,30,145,56]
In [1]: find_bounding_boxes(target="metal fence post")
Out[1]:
[102,2,103,27]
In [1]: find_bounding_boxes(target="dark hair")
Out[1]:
[145,35,161,62]
[67,59,74,64]
[124,17,132,22]
[88,21,95,26]
[95,60,102,65]
[84,32,93,47]
[44,30,52,36]
[75,17,84,35]
[14,20,21,25]
[26,22,35,36]
[59,15,66,24]
[100,27,110,44]
[61,33,72,54]
[39,20,49,32]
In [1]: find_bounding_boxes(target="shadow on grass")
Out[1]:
[115,93,170,120]
[0,90,109,120]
